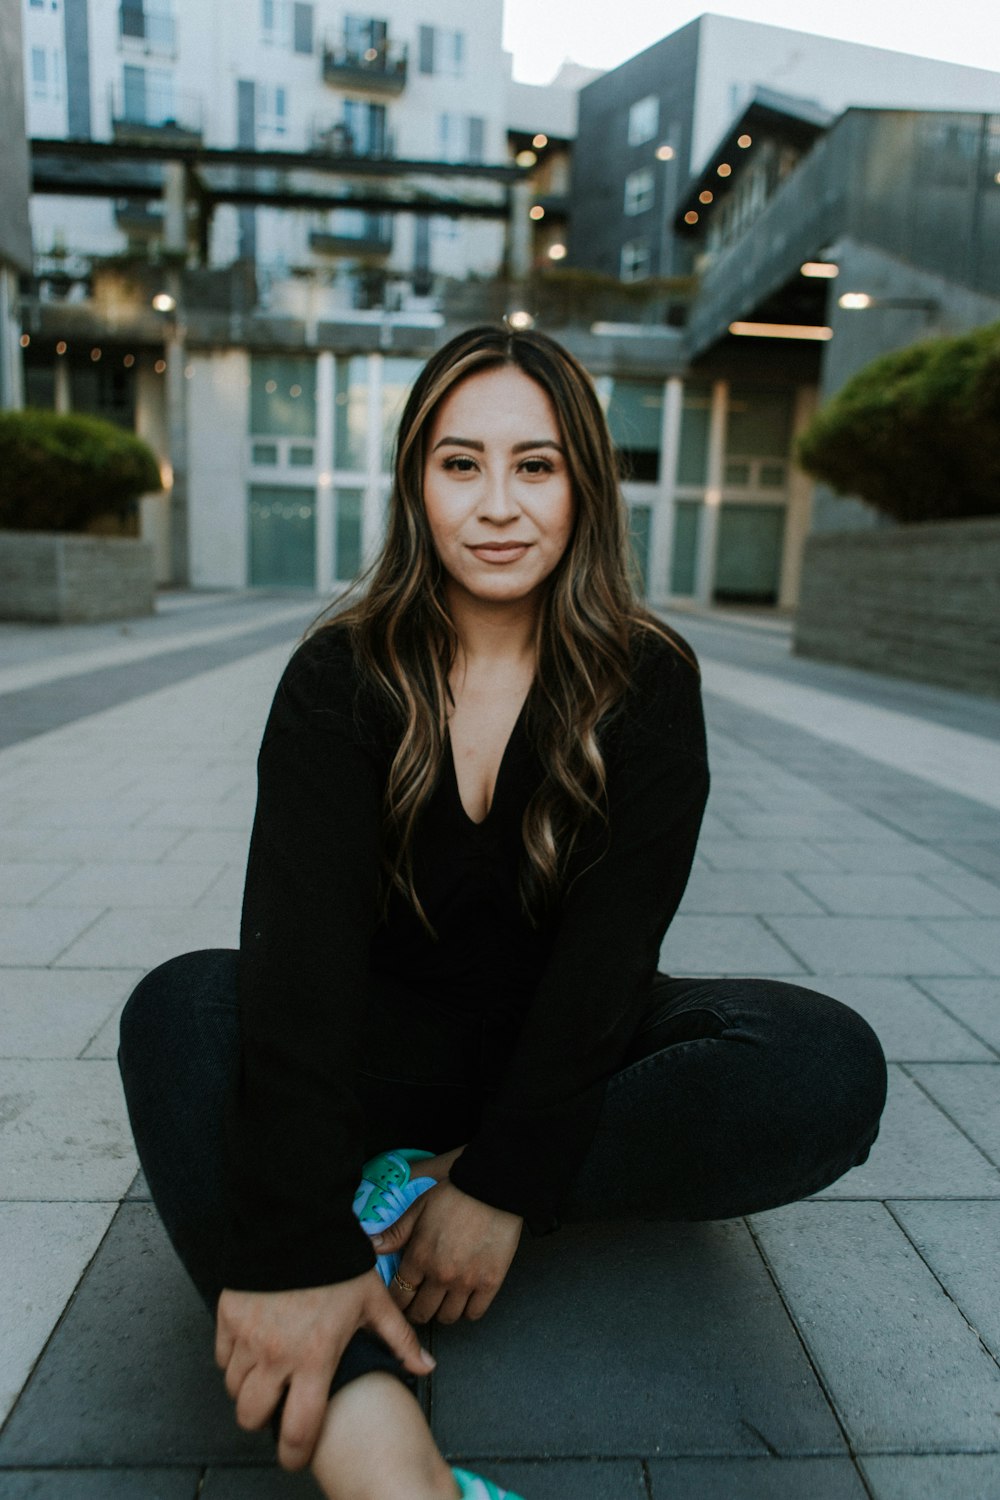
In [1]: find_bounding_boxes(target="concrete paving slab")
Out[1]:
[660,917,804,975]
[926,920,1000,975]
[676,871,824,915]
[83,1001,130,1060]
[696,839,841,872]
[940,842,1000,882]
[0,907,106,966]
[0,968,143,1059]
[915,979,1000,1054]
[810,841,959,874]
[923,870,1000,917]
[29,827,188,863]
[0,1060,136,1199]
[53,908,238,970]
[720,812,899,841]
[792,874,971,918]
[764,917,983,976]
[431,1218,844,1459]
[195,864,246,910]
[0,1203,113,1423]
[37,863,225,910]
[647,1456,868,1498]
[860,1454,1000,1499]
[749,1200,1000,1453]
[137,800,255,833]
[5,798,160,832]
[813,1066,1000,1200]
[162,831,254,865]
[0,1471,200,1499]
[454,1461,647,1499]
[0,865,74,904]
[0,1204,270,1466]
[889,1201,1000,1361]
[908,1064,1000,1165]
[199,1467,322,1498]
[812,977,994,1062]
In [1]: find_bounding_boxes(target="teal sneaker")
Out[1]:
[452,1467,525,1499]
[353,1148,437,1287]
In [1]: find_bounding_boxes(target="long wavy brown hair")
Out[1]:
[319,324,688,928]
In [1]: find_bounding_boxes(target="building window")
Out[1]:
[620,238,650,283]
[257,83,288,135]
[261,0,293,47]
[627,94,658,146]
[30,0,45,8]
[250,355,316,438]
[31,47,48,97]
[342,98,386,155]
[604,379,663,481]
[437,112,482,163]
[624,167,654,215]
[419,25,464,76]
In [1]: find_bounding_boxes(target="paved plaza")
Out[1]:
[0,593,999,1499]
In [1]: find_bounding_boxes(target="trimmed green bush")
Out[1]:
[796,320,1000,523]
[0,409,162,533]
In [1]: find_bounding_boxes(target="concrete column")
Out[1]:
[54,357,72,414]
[0,268,24,411]
[363,353,384,566]
[507,180,534,283]
[163,162,188,258]
[164,268,190,585]
[315,351,335,593]
[779,384,819,609]
[695,379,728,606]
[648,376,683,606]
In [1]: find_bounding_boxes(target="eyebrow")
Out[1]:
[431,436,564,454]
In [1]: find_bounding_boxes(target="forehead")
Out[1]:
[428,364,560,441]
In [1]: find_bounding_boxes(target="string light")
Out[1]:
[737,134,753,148]
[516,149,537,167]
[655,144,675,161]
[123,353,136,366]
[699,190,714,204]
[717,162,732,177]
[684,210,699,224]
[532,133,548,149]
[56,341,67,355]
[154,358,167,374]
[20,333,30,348]
[547,243,567,260]
[90,347,102,361]
[529,205,545,220]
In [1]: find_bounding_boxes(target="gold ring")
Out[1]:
[393,1273,416,1293]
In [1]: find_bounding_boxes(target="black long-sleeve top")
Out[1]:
[222,622,709,1292]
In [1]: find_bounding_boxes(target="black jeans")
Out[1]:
[118,950,886,1393]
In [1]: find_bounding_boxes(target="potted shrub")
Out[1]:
[0,409,163,622]
[792,320,1000,695]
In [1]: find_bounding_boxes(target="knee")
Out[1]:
[118,948,239,1074]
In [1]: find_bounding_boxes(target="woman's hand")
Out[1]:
[215,1273,435,1471]
[372,1180,523,1325]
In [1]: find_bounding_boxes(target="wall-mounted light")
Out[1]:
[516,149,537,168]
[801,261,839,278]
[152,292,177,313]
[547,243,567,260]
[838,293,939,314]
[506,310,534,330]
[838,292,874,309]
[729,321,834,340]
[655,143,675,161]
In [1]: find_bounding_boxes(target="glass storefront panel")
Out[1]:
[606,379,663,481]
[381,357,423,469]
[334,487,364,580]
[726,386,793,459]
[714,503,785,603]
[628,504,653,595]
[334,355,368,471]
[250,356,316,438]
[671,500,701,595]
[676,383,712,486]
[248,484,316,587]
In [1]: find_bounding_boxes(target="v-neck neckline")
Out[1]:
[445,691,531,829]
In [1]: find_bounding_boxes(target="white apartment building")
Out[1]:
[23,0,510,305]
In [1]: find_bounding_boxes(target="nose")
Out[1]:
[478,469,520,524]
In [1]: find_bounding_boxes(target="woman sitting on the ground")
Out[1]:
[119,323,887,1500]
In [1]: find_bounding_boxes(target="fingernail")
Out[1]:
[371,1234,384,1247]
[419,1348,436,1370]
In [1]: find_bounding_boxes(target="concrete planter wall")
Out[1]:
[794,517,1000,696]
[0,532,155,623]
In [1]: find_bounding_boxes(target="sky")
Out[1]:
[502,0,1000,85]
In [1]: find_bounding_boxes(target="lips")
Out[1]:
[468,542,532,563]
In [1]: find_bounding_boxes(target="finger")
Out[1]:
[434,1288,470,1326]
[406,1280,447,1327]
[365,1289,436,1376]
[222,1345,257,1402]
[371,1194,428,1255]
[388,1269,421,1310]
[277,1371,334,1471]
[214,1316,234,1370]
[234,1365,287,1433]
[464,1284,499,1321]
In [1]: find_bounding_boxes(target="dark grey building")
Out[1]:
[0,0,33,407]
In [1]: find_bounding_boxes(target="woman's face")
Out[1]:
[422,365,575,612]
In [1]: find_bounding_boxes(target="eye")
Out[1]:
[442,455,479,473]
[519,457,555,475]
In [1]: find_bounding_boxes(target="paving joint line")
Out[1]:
[907,980,1000,1062]
[899,1064,1000,1173]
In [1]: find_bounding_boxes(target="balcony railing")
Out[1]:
[322,37,407,95]
[118,5,177,56]
[309,119,395,160]
[109,82,203,141]
[310,214,394,258]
